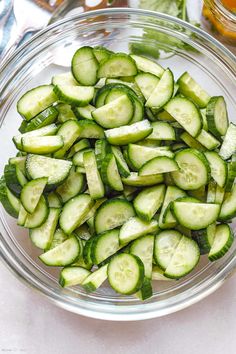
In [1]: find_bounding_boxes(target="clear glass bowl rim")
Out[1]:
[0,8,236,321]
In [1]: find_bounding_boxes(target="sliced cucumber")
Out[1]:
[204,151,227,188]
[208,224,233,261]
[192,229,211,255]
[95,139,110,169]
[180,131,206,152]
[83,150,105,199]
[135,73,159,100]
[93,46,113,63]
[73,105,95,120]
[111,146,130,178]
[219,123,236,160]
[98,53,137,78]
[24,106,58,132]
[146,69,174,109]
[130,235,154,279]
[56,167,86,203]
[54,120,81,158]
[0,177,20,218]
[50,228,68,249]
[71,46,98,86]
[90,229,120,265]
[219,184,236,221]
[196,129,220,150]
[22,135,63,154]
[17,204,28,226]
[67,139,90,158]
[54,85,94,106]
[20,177,47,214]
[52,72,78,87]
[4,164,27,197]
[56,103,76,123]
[9,156,26,175]
[77,119,104,139]
[154,230,182,270]
[131,55,164,77]
[73,148,93,167]
[122,172,164,187]
[119,216,158,245]
[24,196,48,229]
[134,184,165,221]
[101,154,123,192]
[147,122,175,141]
[59,266,90,287]
[136,277,153,300]
[82,264,108,293]
[139,156,179,176]
[225,160,236,192]
[152,266,173,281]
[207,96,229,137]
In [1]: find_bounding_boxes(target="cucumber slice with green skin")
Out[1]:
[130,235,154,279]
[208,224,233,261]
[92,95,134,129]
[154,230,182,270]
[196,129,220,150]
[59,194,94,234]
[56,167,86,203]
[164,236,200,279]
[101,154,123,192]
[225,160,236,192]
[77,119,104,139]
[134,184,165,221]
[73,148,93,167]
[219,184,236,221]
[39,235,81,266]
[54,85,94,106]
[165,97,202,137]
[67,139,90,158]
[105,119,152,145]
[22,135,64,154]
[9,156,26,175]
[24,107,58,132]
[122,172,164,187]
[94,83,119,107]
[207,223,216,247]
[73,105,95,120]
[52,72,79,87]
[215,185,225,205]
[71,46,99,86]
[24,196,48,228]
[93,46,113,63]
[127,144,174,170]
[192,229,212,255]
[83,150,105,199]
[177,71,210,108]
[82,264,108,293]
[201,109,208,131]
[4,164,27,197]
[131,55,164,77]
[108,253,144,295]
[78,198,107,228]
[105,79,144,101]
[47,192,62,208]
[18,120,28,134]
[13,123,58,150]
[147,122,176,141]
[50,228,68,250]
[134,73,160,100]
[0,177,20,218]
[180,131,206,152]
[111,146,130,178]
[136,277,153,301]
[83,236,96,265]
[74,224,91,241]
[90,229,120,265]
[119,216,158,245]
[20,177,48,214]
[54,120,82,158]
[94,198,135,234]
[204,151,228,188]
[95,139,110,169]
[206,96,229,137]
[56,103,77,123]
[152,266,173,281]
[17,85,57,121]
[146,69,174,109]
[172,202,220,230]
[17,204,28,226]
[171,143,188,152]
[30,207,60,250]
[26,155,72,188]
[139,156,179,176]
[171,149,210,190]
[59,266,91,287]
[207,180,216,203]
[98,53,137,78]
[219,123,236,160]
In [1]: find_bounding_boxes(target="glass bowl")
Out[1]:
[0,8,236,321]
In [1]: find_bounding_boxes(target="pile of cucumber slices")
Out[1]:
[1,46,236,300]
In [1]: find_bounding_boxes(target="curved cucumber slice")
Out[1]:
[59,266,91,287]
[207,96,229,137]
[131,55,164,77]
[208,224,233,261]
[204,151,227,188]
[82,264,108,292]
[24,196,48,229]
[98,53,137,78]
[52,72,78,87]
[119,216,158,245]
[148,121,175,141]
[54,85,94,106]
[20,177,47,214]
[56,167,86,203]
[0,177,20,218]
[219,184,236,221]
[219,123,236,160]
[71,46,99,86]
[122,172,164,187]
[130,235,154,279]
[83,150,105,199]
[53,120,81,158]
[90,229,120,265]
[101,153,123,192]
[77,119,104,139]
[134,184,165,221]
[111,146,130,178]
[22,135,63,154]
[154,230,182,270]
[139,156,178,176]
[146,68,174,109]
[24,107,58,132]
[135,73,159,100]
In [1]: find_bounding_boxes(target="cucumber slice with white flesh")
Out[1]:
[111,146,130,178]
[54,85,94,106]
[52,72,79,87]
[73,148,93,167]
[152,266,173,281]
[93,46,113,63]
[134,184,165,221]
[78,198,107,228]
[82,264,108,292]
[24,196,48,228]
[77,119,104,139]
[13,124,58,150]
[20,177,47,213]
[177,72,210,108]
[59,194,94,234]
[108,253,144,295]
[26,155,72,188]
[122,172,164,187]
[71,46,99,86]
[119,216,158,245]
[165,97,202,137]
[196,130,220,150]
[83,237,95,264]
[17,204,28,226]
[164,236,200,279]
[146,69,174,109]
[180,131,206,152]
[0,177,20,218]
[219,123,236,160]
[139,156,179,176]
[17,85,57,121]
[101,154,123,192]
[147,122,175,141]
[53,120,81,158]
[21,135,63,154]
[92,95,133,129]
[128,144,174,170]
[204,151,227,188]
[59,266,90,287]
[83,150,105,199]
[154,230,182,270]
[73,105,95,120]
[30,208,60,250]
[225,160,236,192]
[171,149,210,190]
[94,198,135,234]
[219,184,236,221]
[134,72,159,100]
[39,235,81,266]
[24,106,58,132]
[56,103,77,123]
[105,120,152,145]
[56,167,86,203]
[207,96,229,137]
[50,228,68,249]
[172,202,220,230]
[207,180,216,203]
[91,229,120,265]
[131,55,164,77]
[98,53,137,78]
[68,139,90,158]
[208,224,233,261]
[130,235,154,279]
[95,139,110,169]
[4,164,27,197]
[9,156,26,175]
[47,192,62,208]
